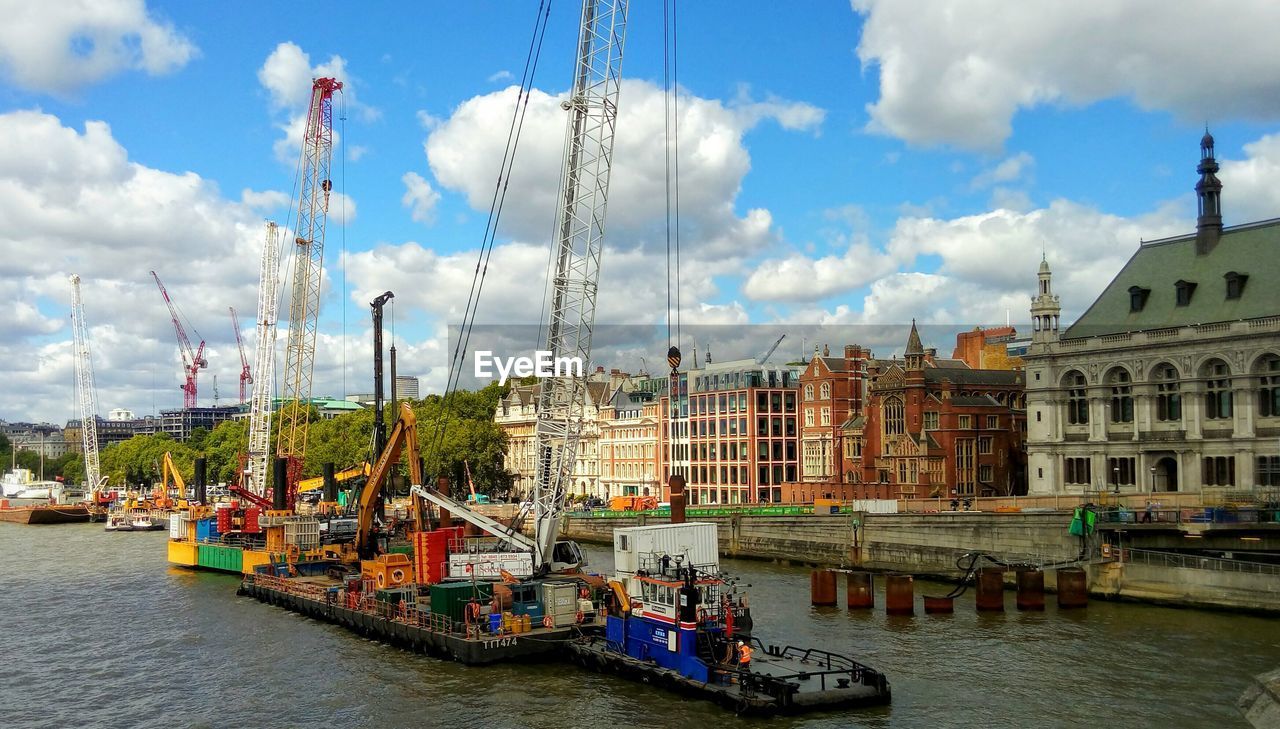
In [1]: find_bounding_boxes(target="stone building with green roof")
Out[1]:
[1026,133,1280,495]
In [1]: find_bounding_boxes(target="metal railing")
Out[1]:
[1119,547,1280,576]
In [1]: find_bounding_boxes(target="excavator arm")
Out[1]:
[162,452,186,496]
[296,463,371,493]
[355,402,422,560]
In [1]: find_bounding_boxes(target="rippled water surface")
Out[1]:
[1,522,1276,728]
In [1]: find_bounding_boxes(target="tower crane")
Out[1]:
[530,0,629,571]
[151,271,207,409]
[247,221,282,495]
[69,274,105,493]
[277,77,342,505]
[229,306,252,405]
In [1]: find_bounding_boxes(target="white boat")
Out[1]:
[105,508,167,532]
[1,468,84,505]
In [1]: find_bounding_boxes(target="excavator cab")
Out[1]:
[549,540,586,573]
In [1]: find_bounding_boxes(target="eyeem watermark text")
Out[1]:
[474,350,584,385]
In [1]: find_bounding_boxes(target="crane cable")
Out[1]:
[664,0,683,355]
[422,0,554,485]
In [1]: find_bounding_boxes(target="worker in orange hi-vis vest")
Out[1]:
[737,640,753,671]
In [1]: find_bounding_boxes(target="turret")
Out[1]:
[1196,129,1223,255]
[1030,255,1061,344]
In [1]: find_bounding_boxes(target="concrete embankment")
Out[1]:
[562,512,1280,613]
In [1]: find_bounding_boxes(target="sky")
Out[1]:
[4,0,1280,425]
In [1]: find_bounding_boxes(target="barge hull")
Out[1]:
[0,505,91,524]
[565,640,891,716]
[239,579,572,665]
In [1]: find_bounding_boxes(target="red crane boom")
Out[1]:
[151,271,207,409]
[230,306,252,404]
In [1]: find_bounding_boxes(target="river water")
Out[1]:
[1,522,1276,728]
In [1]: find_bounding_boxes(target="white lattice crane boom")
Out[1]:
[247,221,281,495]
[277,76,342,503]
[532,0,629,569]
[69,274,104,491]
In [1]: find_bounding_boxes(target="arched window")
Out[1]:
[1065,372,1089,425]
[1108,369,1133,423]
[884,397,905,436]
[1259,355,1280,418]
[820,382,831,400]
[1203,359,1233,420]
[1154,364,1181,422]
[804,384,814,401]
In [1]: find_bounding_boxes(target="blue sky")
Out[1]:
[4,0,1280,423]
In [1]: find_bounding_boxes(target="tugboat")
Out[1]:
[567,522,891,714]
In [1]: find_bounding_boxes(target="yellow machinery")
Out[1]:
[361,553,413,589]
[297,463,371,493]
[161,451,186,507]
[354,402,424,561]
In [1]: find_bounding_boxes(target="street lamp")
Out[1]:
[1112,466,1120,495]
[1149,465,1156,493]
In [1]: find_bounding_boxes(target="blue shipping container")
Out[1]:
[195,518,219,542]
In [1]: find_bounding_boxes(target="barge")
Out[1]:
[238,521,891,715]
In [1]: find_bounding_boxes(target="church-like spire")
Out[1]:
[904,319,924,370]
[1196,128,1223,254]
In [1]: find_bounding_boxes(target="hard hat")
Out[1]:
[737,640,745,645]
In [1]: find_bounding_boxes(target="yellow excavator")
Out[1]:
[318,401,424,566]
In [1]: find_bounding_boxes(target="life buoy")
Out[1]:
[575,610,584,624]
[542,615,553,629]
[390,568,406,583]
[376,572,386,588]
[579,587,590,599]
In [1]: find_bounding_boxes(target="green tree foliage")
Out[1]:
[203,419,249,484]
[100,432,195,488]
[68,387,512,496]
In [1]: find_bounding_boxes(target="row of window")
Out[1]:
[803,383,833,401]
[1062,455,1280,487]
[1127,272,1248,312]
[1065,356,1280,424]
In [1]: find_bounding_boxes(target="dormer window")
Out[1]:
[1128,286,1151,312]
[1224,271,1248,300]
[1174,280,1197,307]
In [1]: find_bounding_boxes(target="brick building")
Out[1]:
[797,344,874,484]
[952,326,1024,371]
[851,323,1027,498]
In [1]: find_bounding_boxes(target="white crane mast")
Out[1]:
[69,274,103,491]
[532,0,629,568]
[247,221,281,494]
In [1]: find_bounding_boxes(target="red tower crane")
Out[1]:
[151,271,207,409]
[229,306,252,404]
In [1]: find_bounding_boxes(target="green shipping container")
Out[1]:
[388,544,414,557]
[197,544,244,573]
[429,581,493,625]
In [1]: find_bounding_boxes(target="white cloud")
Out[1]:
[0,0,196,95]
[852,0,1280,149]
[347,145,368,162]
[424,79,821,259]
[970,152,1034,190]
[487,70,514,83]
[1220,133,1280,223]
[743,241,898,302]
[258,42,376,161]
[401,171,440,225]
